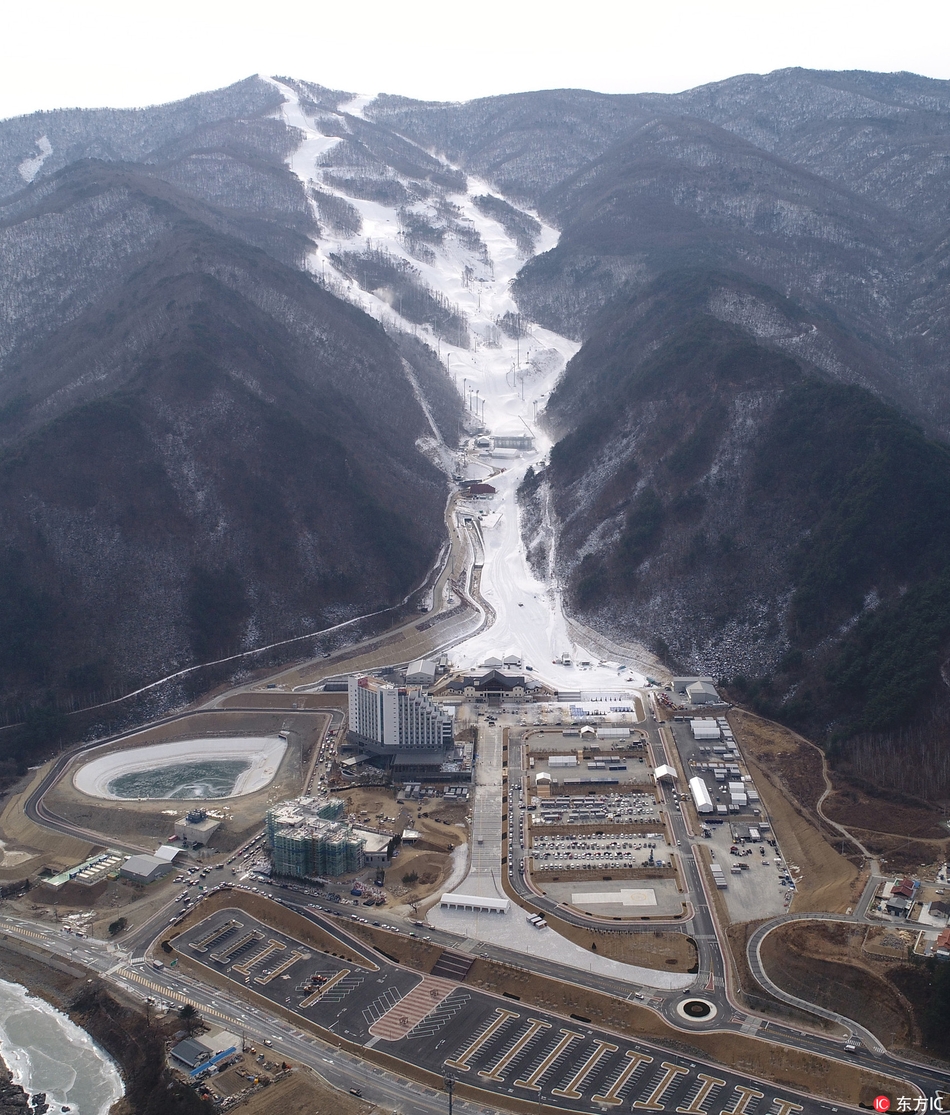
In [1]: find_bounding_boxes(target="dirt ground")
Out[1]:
[3,870,185,942]
[545,915,696,970]
[216,1067,382,1115]
[760,921,919,1050]
[724,919,840,1034]
[731,709,950,878]
[337,785,469,907]
[730,712,862,913]
[0,767,92,878]
[823,783,949,840]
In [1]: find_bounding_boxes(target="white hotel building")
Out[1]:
[347,675,455,755]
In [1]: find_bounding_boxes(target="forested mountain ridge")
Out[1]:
[5,67,950,794]
[373,67,950,796]
[0,78,457,740]
[372,69,950,432]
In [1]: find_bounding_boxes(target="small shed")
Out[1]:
[154,844,185,863]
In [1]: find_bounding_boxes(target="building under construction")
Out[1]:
[265,796,365,878]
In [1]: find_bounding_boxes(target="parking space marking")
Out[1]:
[300,968,349,1006]
[321,972,365,1003]
[234,939,285,976]
[212,929,263,965]
[770,1100,804,1115]
[256,948,308,985]
[191,919,241,953]
[722,1084,765,1114]
[408,991,472,1038]
[676,1073,727,1114]
[370,975,456,1040]
[514,1028,583,1091]
[478,1017,551,1082]
[633,1062,691,1110]
[551,1038,618,1099]
[444,1008,520,1072]
[362,987,404,1026]
[592,1049,654,1105]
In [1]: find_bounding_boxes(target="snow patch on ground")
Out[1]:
[17,135,52,183]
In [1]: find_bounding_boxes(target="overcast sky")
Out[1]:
[3,0,949,120]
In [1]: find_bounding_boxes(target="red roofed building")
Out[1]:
[893,877,919,899]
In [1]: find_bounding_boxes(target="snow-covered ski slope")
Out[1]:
[267,78,647,694]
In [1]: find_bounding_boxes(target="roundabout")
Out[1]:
[675,997,718,1023]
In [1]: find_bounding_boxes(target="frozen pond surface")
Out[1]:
[0,979,123,1115]
[73,736,287,799]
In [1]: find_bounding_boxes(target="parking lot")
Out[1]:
[701,822,792,920]
[541,877,686,918]
[532,793,661,827]
[529,832,672,871]
[178,906,825,1115]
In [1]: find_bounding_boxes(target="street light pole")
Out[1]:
[443,1074,454,1115]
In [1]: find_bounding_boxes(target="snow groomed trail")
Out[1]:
[267,78,647,694]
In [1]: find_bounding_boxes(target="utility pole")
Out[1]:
[443,1074,454,1115]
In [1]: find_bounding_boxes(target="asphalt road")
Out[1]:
[10,438,950,1105]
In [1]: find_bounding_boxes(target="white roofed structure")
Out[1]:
[405,658,438,685]
[690,719,721,740]
[689,776,714,813]
[687,681,720,705]
[154,844,184,862]
[653,764,678,783]
[439,892,509,913]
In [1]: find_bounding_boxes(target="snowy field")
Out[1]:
[267,80,649,695]
[73,736,287,799]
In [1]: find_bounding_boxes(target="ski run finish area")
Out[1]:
[72,737,288,800]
